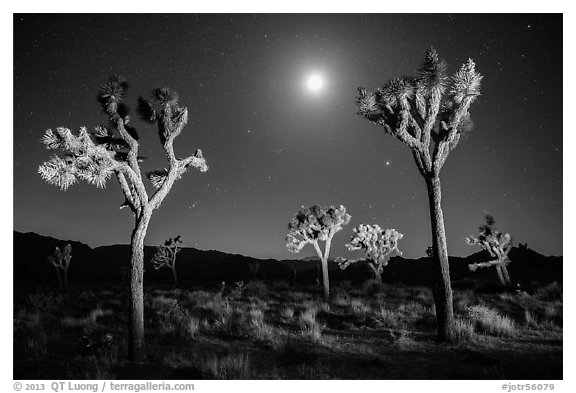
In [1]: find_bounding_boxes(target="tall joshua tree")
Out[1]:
[465,214,513,287]
[286,205,351,301]
[338,224,403,284]
[152,235,183,287]
[48,244,72,292]
[38,75,208,361]
[356,48,483,342]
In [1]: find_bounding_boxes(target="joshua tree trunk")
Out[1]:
[425,175,456,343]
[171,265,178,287]
[368,264,383,283]
[128,211,151,363]
[320,257,330,301]
[63,267,69,292]
[54,266,63,292]
[314,238,332,302]
[495,265,512,287]
[500,265,511,286]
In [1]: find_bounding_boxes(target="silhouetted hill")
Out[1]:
[13,231,562,289]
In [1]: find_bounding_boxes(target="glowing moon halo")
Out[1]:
[306,73,324,92]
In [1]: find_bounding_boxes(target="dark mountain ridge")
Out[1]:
[13,231,562,289]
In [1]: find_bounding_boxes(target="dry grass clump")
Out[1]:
[467,305,515,337]
[14,310,47,359]
[373,307,405,329]
[453,317,476,343]
[153,297,199,339]
[61,307,112,328]
[280,306,294,320]
[533,282,562,301]
[248,307,284,349]
[202,352,252,379]
[298,307,324,342]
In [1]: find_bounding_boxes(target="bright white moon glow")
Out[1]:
[306,74,324,92]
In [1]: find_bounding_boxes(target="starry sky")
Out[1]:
[13,14,562,259]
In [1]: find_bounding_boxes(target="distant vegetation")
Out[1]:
[286,205,351,301]
[47,244,72,292]
[466,214,513,287]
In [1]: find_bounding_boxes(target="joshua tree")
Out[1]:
[355,48,483,342]
[426,245,434,259]
[465,214,513,287]
[151,235,183,287]
[337,225,403,284]
[38,75,208,361]
[286,205,351,301]
[47,244,72,292]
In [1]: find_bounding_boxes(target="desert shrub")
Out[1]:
[61,307,112,329]
[229,281,247,298]
[373,307,404,329]
[154,298,198,340]
[392,329,415,349]
[186,290,215,306]
[14,310,47,359]
[202,353,252,379]
[453,318,476,343]
[467,305,515,336]
[28,292,64,311]
[244,280,269,299]
[248,308,284,349]
[280,306,294,320]
[533,282,562,301]
[213,305,248,337]
[397,302,429,320]
[350,298,371,315]
[202,297,231,319]
[298,307,324,342]
[331,288,351,306]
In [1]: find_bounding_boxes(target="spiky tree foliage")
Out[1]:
[356,48,483,343]
[38,75,208,362]
[465,214,513,287]
[286,205,351,301]
[338,225,403,283]
[47,244,72,292]
[151,235,183,287]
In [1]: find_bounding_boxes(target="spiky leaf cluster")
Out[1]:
[38,127,116,190]
[356,48,483,175]
[465,214,512,259]
[137,87,188,144]
[286,205,351,253]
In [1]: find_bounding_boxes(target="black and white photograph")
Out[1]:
[8,4,569,385]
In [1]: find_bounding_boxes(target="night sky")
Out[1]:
[13,14,562,260]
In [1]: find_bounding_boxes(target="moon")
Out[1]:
[306,73,324,93]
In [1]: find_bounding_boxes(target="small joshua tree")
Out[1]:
[38,75,208,362]
[356,48,482,342]
[48,244,72,292]
[151,235,182,287]
[337,225,403,284]
[465,214,512,287]
[286,205,351,301]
